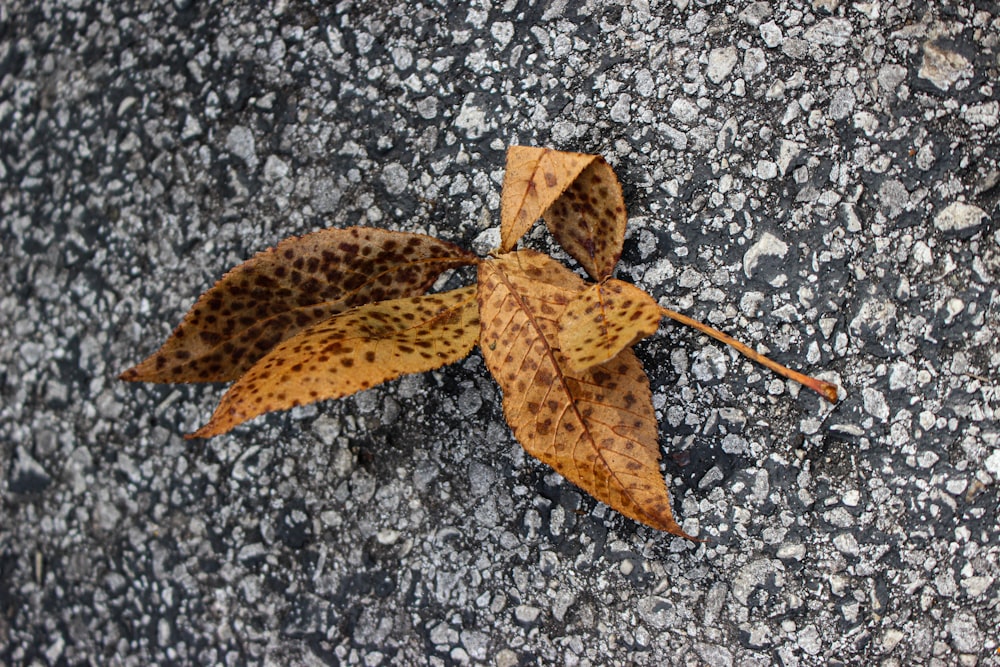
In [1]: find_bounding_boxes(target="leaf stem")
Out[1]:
[658,306,839,403]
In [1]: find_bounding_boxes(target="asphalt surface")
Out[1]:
[2,1,998,665]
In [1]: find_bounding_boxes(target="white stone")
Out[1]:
[862,387,889,421]
[515,604,540,623]
[828,87,856,120]
[670,97,699,124]
[917,450,940,469]
[381,162,409,195]
[962,100,999,127]
[263,155,289,182]
[756,159,778,180]
[961,575,994,598]
[984,449,1000,476]
[934,202,987,234]
[760,21,783,48]
[707,46,739,84]
[743,48,767,78]
[454,95,489,138]
[743,232,788,277]
[777,543,805,561]
[225,125,257,170]
[491,21,514,49]
[804,18,852,47]
[777,140,802,175]
[919,42,972,91]
[946,611,982,653]
[610,94,632,123]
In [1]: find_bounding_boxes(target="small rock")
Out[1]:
[743,48,767,78]
[962,100,999,127]
[670,97,699,125]
[797,625,822,655]
[804,18,852,47]
[698,465,725,490]
[707,46,739,84]
[776,140,802,176]
[882,628,905,653]
[738,2,772,27]
[917,450,939,469]
[429,621,459,645]
[694,643,733,667]
[828,87,855,120]
[495,650,518,667]
[610,94,632,123]
[878,179,909,218]
[934,202,987,235]
[743,232,788,278]
[381,162,409,196]
[637,596,677,629]
[918,42,972,91]
[460,630,489,661]
[833,533,859,557]
[877,64,908,97]
[263,155,289,182]
[760,21,783,48]
[861,387,890,421]
[732,559,781,604]
[813,0,841,12]
[983,449,1000,476]
[514,605,540,624]
[756,159,778,180]
[946,611,982,653]
[225,125,258,170]
[961,575,994,598]
[777,543,806,561]
[490,21,514,49]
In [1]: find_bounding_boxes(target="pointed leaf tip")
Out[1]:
[121,227,477,385]
[499,147,597,252]
[478,251,691,538]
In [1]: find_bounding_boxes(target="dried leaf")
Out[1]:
[478,250,693,538]
[558,279,662,372]
[499,146,596,252]
[190,285,480,438]
[543,157,627,280]
[121,227,477,384]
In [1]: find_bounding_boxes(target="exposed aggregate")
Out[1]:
[1,1,998,665]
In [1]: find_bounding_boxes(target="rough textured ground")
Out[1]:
[2,1,998,665]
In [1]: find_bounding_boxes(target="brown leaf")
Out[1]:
[543,157,627,280]
[121,227,477,384]
[190,285,480,439]
[478,250,693,538]
[557,279,663,372]
[499,146,596,252]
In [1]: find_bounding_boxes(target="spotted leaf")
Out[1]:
[189,286,480,438]
[121,227,477,384]
[499,146,597,252]
[478,250,694,538]
[543,157,627,280]
[557,279,663,372]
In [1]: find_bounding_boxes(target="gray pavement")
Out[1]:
[1,1,998,665]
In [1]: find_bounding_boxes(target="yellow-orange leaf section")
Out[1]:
[478,250,694,538]
[499,146,596,252]
[190,285,480,438]
[121,227,477,384]
[543,157,627,280]
[558,279,663,372]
